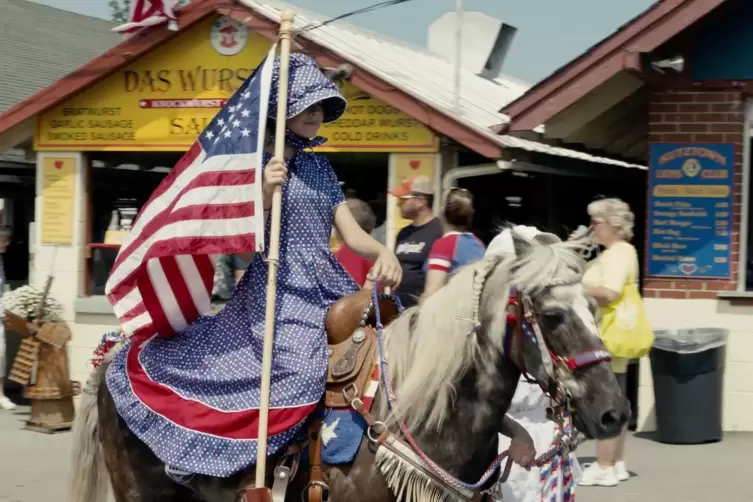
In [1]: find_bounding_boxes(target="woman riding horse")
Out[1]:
[102,53,401,478]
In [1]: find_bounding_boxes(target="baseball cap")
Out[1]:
[388,174,433,198]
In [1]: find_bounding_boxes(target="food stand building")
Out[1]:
[498,0,753,431]
[0,0,645,390]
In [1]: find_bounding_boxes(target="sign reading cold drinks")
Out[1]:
[647,143,734,278]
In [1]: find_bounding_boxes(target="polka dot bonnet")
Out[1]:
[268,53,347,123]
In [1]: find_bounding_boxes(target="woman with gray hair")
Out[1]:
[576,198,639,487]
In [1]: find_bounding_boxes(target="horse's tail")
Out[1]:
[67,343,122,502]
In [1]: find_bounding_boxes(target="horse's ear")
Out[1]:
[322,64,353,83]
[533,233,561,246]
[511,231,535,257]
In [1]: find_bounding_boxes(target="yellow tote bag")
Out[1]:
[598,274,654,359]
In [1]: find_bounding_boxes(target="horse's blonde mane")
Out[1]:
[384,258,491,432]
[383,233,589,433]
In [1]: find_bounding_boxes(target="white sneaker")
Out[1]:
[615,461,630,481]
[0,396,16,411]
[578,462,619,487]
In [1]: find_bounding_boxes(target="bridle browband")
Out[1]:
[504,289,611,401]
[466,255,611,405]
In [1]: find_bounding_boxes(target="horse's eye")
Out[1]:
[541,310,566,331]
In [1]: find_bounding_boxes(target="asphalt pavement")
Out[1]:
[0,405,750,501]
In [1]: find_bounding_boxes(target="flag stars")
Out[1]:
[232,119,241,128]
[205,131,215,140]
[217,118,225,127]
[240,128,250,137]
[223,130,232,138]
[240,109,250,118]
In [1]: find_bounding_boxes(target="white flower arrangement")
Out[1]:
[0,285,64,322]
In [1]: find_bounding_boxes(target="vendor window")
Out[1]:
[86,163,170,296]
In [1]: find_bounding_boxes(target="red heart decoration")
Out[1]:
[54,160,63,169]
[409,160,421,170]
[679,263,698,275]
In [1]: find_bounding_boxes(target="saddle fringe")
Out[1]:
[375,437,475,502]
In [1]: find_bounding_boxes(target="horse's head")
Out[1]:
[481,229,629,440]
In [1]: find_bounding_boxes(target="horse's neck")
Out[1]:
[375,351,519,479]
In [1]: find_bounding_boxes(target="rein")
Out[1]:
[365,280,592,496]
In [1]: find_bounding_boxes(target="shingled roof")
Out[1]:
[0,0,120,114]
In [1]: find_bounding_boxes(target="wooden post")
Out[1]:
[251,9,296,497]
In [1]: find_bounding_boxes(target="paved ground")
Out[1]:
[575,432,751,502]
[1,404,750,501]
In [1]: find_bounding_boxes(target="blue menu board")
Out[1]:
[647,144,734,278]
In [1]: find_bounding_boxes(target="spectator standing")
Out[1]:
[334,198,377,287]
[420,188,485,302]
[0,226,15,410]
[389,175,443,308]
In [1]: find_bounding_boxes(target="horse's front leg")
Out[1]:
[323,438,395,502]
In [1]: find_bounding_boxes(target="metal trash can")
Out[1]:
[650,328,728,444]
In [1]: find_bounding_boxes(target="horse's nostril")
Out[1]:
[600,410,621,429]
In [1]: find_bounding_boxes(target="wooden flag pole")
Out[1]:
[253,9,296,494]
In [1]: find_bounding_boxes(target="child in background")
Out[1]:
[334,198,377,287]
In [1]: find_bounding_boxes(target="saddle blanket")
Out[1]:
[309,409,368,464]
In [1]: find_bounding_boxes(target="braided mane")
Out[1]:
[382,254,507,432]
[382,233,589,434]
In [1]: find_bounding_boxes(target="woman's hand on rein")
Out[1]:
[508,429,536,470]
[262,157,287,207]
[367,249,402,289]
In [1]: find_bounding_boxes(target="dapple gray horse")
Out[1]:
[68,231,628,501]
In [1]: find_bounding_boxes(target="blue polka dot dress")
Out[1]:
[105,54,359,477]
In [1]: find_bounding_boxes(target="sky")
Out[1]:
[28,0,657,84]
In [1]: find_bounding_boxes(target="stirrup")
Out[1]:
[302,481,329,502]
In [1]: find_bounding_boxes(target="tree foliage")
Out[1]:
[108,0,130,23]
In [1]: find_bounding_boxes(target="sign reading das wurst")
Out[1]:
[34,15,437,153]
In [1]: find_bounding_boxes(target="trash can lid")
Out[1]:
[652,328,728,354]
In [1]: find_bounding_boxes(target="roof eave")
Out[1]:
[219,5,503,158]
[498,0,727,133]
[0,0,504,159]
[0,0,218,139]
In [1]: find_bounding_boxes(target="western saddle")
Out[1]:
[306,287,400,502]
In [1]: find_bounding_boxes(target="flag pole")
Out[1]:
[254,9,296,492]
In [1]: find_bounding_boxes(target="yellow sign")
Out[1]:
[318,82,437,152]
[35,15,437,153]
[388,154,438,246]
[41,157,76,245]
[652,185,731,198]
[36,16,267,151]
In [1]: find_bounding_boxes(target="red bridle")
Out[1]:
[504,290,611,393]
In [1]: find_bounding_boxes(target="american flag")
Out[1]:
[105,44,277,340]
[113,0,179,37]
